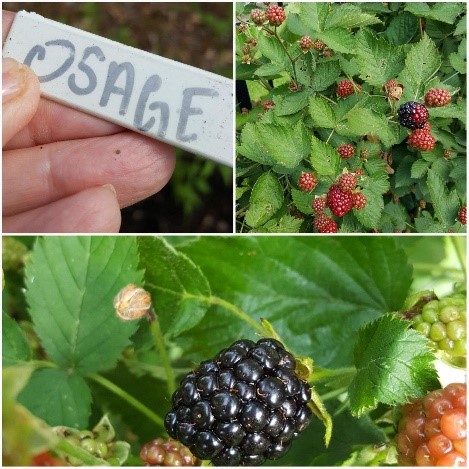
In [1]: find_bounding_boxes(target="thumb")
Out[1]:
[2,57,40,145]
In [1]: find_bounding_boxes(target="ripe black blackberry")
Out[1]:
[397,102,429,130]
[165,339,313,466]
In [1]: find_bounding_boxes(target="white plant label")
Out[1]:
[3,11,233,166]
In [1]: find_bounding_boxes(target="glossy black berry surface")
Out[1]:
[165,339,313,466]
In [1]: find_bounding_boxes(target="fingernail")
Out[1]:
[102,184,117,196]
[2,58,26,103]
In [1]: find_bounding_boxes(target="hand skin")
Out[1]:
[2,10,175,233]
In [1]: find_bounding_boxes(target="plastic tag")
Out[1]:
[2,11,233,166]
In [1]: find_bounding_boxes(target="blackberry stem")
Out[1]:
[88,373,165,429]
[450,237,466,279]
[150,316,177,396]
[184,293,266,334]
[55,437,105,466]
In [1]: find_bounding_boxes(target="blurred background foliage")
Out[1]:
[4,2,233,233]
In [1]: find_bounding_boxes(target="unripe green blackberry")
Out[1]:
[409,293,466,363]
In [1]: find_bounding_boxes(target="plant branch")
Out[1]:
[55,438,106,466]
[450,237,466,280]
[149,316,177,396]
[87,373,165,429]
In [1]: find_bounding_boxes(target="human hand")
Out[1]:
[2,10,175,233]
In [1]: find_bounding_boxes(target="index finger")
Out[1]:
[2,10,124,150]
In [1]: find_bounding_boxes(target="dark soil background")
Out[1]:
[4,2,234,233]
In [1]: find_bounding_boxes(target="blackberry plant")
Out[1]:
[2,236,466,466]
[236,2,466,233]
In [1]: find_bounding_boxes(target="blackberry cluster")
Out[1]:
[411,293,466,362]
[313,213,338,233]
[165,339,313,466]
[140,438,200,466]
[397,102,429,130]
[396,383,466,466]
[326,185,353,217]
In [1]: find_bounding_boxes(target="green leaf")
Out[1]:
[449,52,466,74]
[263,215,303,233]
[297,2,331,32]
[411,159,431,179]
[427,169,460,227]
[355,30,406,85]
[138,237,211,337]
[310,60,341,91]
[310,135,340,176]
[429,102,466,125]
[254,63,285,77]
[353,183,385,230]
[245,173,284,228]
[404,2,465,24]
[325,4,381,29]
[25,237,143,374]
[275,90,311,116]
[346,108,397,147]
[3,312,31,366]
[255,121,310,170]
[177,238,413,369]
[18,368,92,428]
[237,123,276,165]
[258,35,291,70]
[401,34,441,91]
[384,12,419,45]
[309,96,337,128]
[291,188,314,215]
[3,366,57,466]
[349,314,439,416]
[318,29,356,54]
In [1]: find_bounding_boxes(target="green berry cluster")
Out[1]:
[412,293,466,361]
[53,415,129,466]
[2,237,28,271]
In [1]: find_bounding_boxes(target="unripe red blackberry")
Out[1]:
[397,102,429,130]
[298,172,317,192]
[266,5,286,26]
[298,35,313,52]
[425,89,452,107]
[313,213,337,233]
[337,144,355,160]
[165,339,313,466]
[337,80,355,98]
[408,129,436,151]
[140,438,201,466]
[395,383,466,466]
[352,192,367,211]
[250,9,266,25]
[312,196,327,214]
[326,185,353,217]
[263,101,275,112]
[337,173,357,193]
[385,79,398,91]
[312,39,325,51]
[457,206,466,225]
[354,168,365,176]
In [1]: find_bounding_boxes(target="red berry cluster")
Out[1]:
[266,5,286,26]
[352,192,367,210]
[140,438,201,466]
[312,196,327,214]
[337,80,354,98]
[326,185,353,217]
[298,172,317,192]
[337,173,357,193]
[263,100,275,112]
[425,88,452,108]
[313,213,338,233]
[337,144,355,159]
[312,39,325,51]
[457,206,466,225]
[298,35,313,52]
[250,8,266,25]
[408,129,436,152]
[396,383,466,467]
